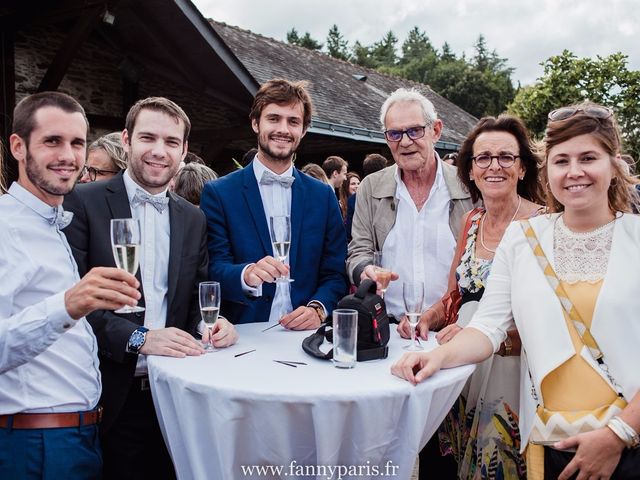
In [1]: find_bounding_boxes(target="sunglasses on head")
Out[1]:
[547,105,613,122]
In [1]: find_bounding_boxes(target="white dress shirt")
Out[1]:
[0,183,101,414]
[122,171,171,375]
[382,161,456,318]
[241,157,294,323]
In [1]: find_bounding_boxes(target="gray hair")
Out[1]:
[379,88,438,130]
[88,132,127,171]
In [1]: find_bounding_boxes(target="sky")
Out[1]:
[191,0,638,86]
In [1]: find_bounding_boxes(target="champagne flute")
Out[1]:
[269,215,294,282]
[199,281,221,352]
[110,218,145,313]
[373,251,392,298]
[403,281,425,351]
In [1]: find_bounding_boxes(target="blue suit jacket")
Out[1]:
[200,162,348,324]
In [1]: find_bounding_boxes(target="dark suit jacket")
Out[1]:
[200,162,348,324]
[345,193,356,243]
[63,172,208,432]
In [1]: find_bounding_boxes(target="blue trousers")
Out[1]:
[0,424,102,479]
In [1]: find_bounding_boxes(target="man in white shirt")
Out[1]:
[0,91,140,479]
[64,97,238,479]
[346,88,474,478]
[201,79,347,328]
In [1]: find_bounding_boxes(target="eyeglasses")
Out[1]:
[547,105,613,122]
[472,154,519,169]
[384,125,427,142]
[82,166,120,182]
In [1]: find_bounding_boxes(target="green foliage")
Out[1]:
[400,27,436,64]
[508,51,640,158]
[351,40,376,68]
[287,28,322,51]
[286,28,300,45]
[370,31,399,68]
[286,27,517,118]
[326,24,350,61]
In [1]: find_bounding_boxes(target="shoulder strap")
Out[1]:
[518,219,624,397]
[454,207,482,261]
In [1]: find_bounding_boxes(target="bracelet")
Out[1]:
[607,416,640,449]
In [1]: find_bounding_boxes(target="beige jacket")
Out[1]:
[347,161,475,285]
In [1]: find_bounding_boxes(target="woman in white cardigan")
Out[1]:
[392,103,640,480]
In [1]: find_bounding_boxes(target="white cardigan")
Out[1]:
[468,213,640,448]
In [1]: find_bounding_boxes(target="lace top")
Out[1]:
[456,210,492,295]
[554,215,615,284]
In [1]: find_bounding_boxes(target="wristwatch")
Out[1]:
[127,326,149,354]
[307,301,327,323]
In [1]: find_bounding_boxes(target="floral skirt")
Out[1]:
[438,345,526,479]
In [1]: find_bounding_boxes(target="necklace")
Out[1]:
[480,195,522,253]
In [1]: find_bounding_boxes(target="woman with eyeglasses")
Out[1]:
[399,115,543,479]
[79,132,127,183]
[393,103,640,480]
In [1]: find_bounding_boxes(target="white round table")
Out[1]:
[148,323,474,480]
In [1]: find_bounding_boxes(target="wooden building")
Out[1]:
[1,0,477,183]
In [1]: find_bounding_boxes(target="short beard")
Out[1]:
[257,134,297,163]
[25,151,76,197]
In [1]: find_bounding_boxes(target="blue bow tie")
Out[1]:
[260,170,295,188]
[50,206,73,230]
[131,189,170,213]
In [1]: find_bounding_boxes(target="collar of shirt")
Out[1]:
[251,156,294,184]
[393,151,445,202]
[8,182,65,224]
[122,169,169,204]
[252,156,294,219]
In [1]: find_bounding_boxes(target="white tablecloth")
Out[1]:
[149,323,474,480]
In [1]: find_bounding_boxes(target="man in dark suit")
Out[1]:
[64,97,238,479]
[200,79,347,328]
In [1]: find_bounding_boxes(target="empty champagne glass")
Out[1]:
[403,281,425,351]
[110,218,145,313]
[373,251,392,298]
[269,215,294,282]
[199,281,220,352]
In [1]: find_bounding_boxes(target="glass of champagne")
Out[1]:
[403,281,425,351]
[269,215,294,282]
[199,281,220,352]
[110,218,145,313]
[373,251,392,298]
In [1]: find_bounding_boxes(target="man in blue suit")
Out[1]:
[201,79,347,329]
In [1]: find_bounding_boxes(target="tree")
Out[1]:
[286,28,322,51]
[400,27,436,64]
[326,24,349,61]
[370,31,398,68]
[351,40,376,68]
[440,42,456,62]
[286,28,300,45]
[508,51,640,158]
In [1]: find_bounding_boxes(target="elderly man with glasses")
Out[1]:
[347,88,475,476]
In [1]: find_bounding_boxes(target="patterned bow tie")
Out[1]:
[260,170,295,188]
[50,206,74,230]
[131,189,170,213]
